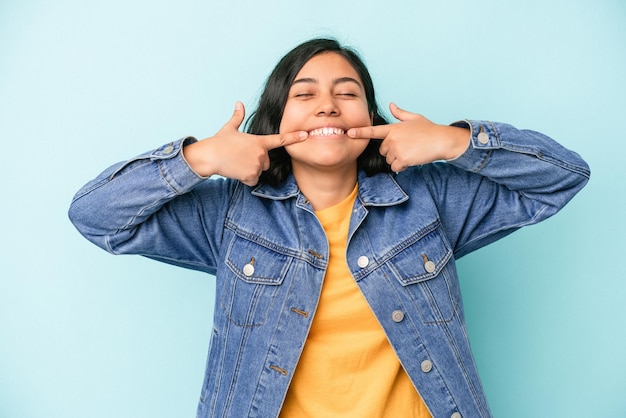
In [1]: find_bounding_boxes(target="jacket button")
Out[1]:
[243,263,255,276]
[451,413,461,418]
[477,131,490,144]
[421,359,433,373]
[424,260,436,273]
[162,143,174,154]
[357,256,369,268]
[391,310,404,322]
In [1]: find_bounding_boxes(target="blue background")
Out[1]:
[1,0,624,417]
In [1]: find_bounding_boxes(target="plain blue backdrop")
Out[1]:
[1,0,625,417]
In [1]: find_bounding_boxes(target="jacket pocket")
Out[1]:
[387,222,458,324]
[221,235,292,326]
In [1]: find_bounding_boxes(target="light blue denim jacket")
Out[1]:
[69,120,589,418]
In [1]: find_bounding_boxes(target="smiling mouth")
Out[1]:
[308,127,345,137]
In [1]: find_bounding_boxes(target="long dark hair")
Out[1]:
[246,38,391,186]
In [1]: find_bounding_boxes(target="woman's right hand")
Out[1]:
[183,102,308,186]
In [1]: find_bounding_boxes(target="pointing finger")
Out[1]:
[260,130,309,150]
[347,124,392,140]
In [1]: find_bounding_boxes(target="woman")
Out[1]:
[69,38,590,417]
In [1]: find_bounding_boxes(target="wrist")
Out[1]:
[443,125,471,161]
[182,138,218,177]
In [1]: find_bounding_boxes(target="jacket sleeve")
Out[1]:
[68,137,237,274]
[420,120,590,259]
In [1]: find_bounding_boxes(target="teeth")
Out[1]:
[309,127,345,137]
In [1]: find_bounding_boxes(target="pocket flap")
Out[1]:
[389,226,452,286]
[225,235,291,285]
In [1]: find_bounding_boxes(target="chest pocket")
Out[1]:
[221,235,293,327]
[386,223,458,324]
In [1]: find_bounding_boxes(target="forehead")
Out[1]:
[293,52,363,83]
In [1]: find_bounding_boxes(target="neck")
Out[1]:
[292,164,358,211]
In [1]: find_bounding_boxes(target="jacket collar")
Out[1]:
[252,171,409,207]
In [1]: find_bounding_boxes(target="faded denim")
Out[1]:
[69,120,590,418]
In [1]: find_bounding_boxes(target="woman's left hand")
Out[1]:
[347,103,470,172]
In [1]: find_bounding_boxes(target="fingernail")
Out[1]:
[347,129,355,137]
[299,131,308,139]
[234,102,242,110]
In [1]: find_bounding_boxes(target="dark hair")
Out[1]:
[246,38,391,186]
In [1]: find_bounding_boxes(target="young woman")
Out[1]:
[69,38,590,417]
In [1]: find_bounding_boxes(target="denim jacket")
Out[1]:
[69,120,589,418]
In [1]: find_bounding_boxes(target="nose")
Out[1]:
[315,93,339,116]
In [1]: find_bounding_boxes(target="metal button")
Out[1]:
[162,143,174,154]
[357,256,369,268]
[477,131,489,145]
[391,310,404,322]
[421,359,433,373]
[243,263,255,277]
[424,260,436,273]
[451,413,461,418]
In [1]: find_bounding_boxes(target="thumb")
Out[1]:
[226,101,246,130]
[389,102,420,122]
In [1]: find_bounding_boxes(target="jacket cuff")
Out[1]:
[150,136,206,194]
[447,120,499,172]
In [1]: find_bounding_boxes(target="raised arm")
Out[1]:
[68,102,308,272]
[349,103,590,258]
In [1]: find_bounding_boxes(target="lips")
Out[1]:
[308,127,345,137]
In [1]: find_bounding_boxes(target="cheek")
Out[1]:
[279,104,301,133]
[351,102,372,126]
[278,113,288,134]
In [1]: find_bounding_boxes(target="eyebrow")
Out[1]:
[291,76,363,88]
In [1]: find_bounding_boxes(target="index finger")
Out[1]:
[259,130,309,150]
[347,125,392,140]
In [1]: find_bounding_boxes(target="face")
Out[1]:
[279,52,372,174]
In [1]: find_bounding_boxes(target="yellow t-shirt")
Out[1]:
[279,185,431,418]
